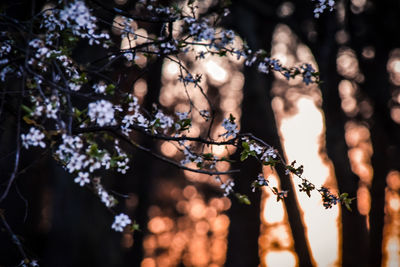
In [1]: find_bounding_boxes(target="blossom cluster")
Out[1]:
[21,127,46,149]
[261,147,278,163]
[0,0,346,239]
[111,213,132,232]
[220,180,235,197]
[94,178,117,208]
[319,186,340,208]
[221,117,239,139]
[251,174,269,192]
[312,0,335,18]
[42,0,110,47]
[88,100,116,127]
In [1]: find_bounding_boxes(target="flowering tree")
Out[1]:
[0,0,353,265]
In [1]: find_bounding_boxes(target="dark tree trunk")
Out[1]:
[127,59,163,266]
[311,9,369,267]
[317,52,369,267]
[226,2,313,266]
[347,1,400,264]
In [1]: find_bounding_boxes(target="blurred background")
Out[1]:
[1,0,400,266]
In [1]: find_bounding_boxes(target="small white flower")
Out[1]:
[221,118,239,139]
[258,62,268,73]
[176,111,189,120]
[152,110,173,130]
[312,0,335,18]
[249,143,263,155]
[124,52,135,61]
[74,172,90,186]
[261,147,278,162]
[21,127,46,149]
[66,153,86,173]
[111,213,131,232]
[100,191,114,207]
[93,83,107,94]
[69,82,81,91]
[88,99,115,126]
[221,180,235,196]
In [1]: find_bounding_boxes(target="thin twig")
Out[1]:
[0,82,23,203]
[0,210,29,261]
[74,126,239,175]
[75,125,236,146]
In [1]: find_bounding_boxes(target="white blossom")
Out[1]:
[93,83,107,94]
[258,62,268,73]
[44,98,59,119]
[176,111,189,120]
[111,213,131,232]
[94,181,116,208]
[41,0,110,47]
[249,143,263,155]
[152,110,173,131]
[88,100,115,126]
[160,41,177,54]
[116,157,130,174]
[261,147,278,162]
[21,127,46,149]
[181,146,203,165]
[221,118,239,139]
[312,0,335,18]
[221,180,235,196]
[74,172,90,186]
[121,112,149,134]
[251,174,269,192]
[124,52,136,61]
[55,135,88,173]
[66,153,87,173]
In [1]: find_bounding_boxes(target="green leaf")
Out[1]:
[235,193,251,205]
[21,104,33,114]
[240,151,249,161]
[242,141,249,150]
[340,193,355,212]
[132,221,141,232]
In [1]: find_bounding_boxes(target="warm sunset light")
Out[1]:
[382,171,400,267]
[265,250,297,267]
[142,8,241,263]
[260,24,340,267]
[205,60,228,84]
[3,1,400,266]
[277,96,340,267]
